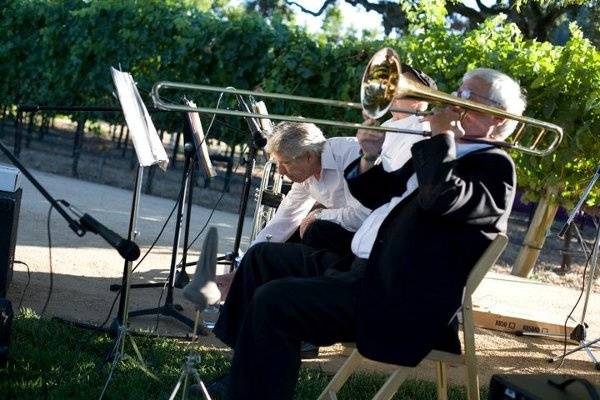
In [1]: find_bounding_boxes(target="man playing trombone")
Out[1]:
[210,67,522,400]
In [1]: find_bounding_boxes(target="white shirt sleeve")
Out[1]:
[251,181,316,245]
[317,185,371,231]
[316,137,371,232]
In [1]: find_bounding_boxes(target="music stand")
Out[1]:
[126,100,215,333]
[548,166,600,370]
[98,68,169,398]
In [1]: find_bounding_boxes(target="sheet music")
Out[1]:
[111,67,169,170]
[253,101,274,135]
[184,100,216,178]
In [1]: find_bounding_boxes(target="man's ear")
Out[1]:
[492,117,507,129]
[418,101,428,112]
[490,118,507,138]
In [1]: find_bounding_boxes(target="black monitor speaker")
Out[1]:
[0,188,21,298]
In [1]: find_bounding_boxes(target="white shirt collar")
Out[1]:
[456,142,493,157]
[320,141,337,171]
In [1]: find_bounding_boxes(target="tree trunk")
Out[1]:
[121,127,129,157]
[116,124,125,148]
[0,105,7,134]
[72,118,86,177]
[512,188,560,277]
[25,112,34,148]
[560,224,573,274]
[171,131,182,169]
[39,115,48,140]
[144,165,156,194]
[14,110,23,157]
[110,124,117,142]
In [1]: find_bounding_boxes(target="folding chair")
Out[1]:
[318,233,508,400]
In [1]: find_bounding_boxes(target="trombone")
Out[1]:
[151,48,563,157]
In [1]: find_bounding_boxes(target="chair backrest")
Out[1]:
[464,233,508,299]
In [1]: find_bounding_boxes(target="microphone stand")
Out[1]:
[547,166,600,370]
[0,137,151,375]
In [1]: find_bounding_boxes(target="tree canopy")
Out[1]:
[243,0,600,46]
[1,0,598,206]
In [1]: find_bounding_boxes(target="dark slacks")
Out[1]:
[212,242,361,400]
[302,219,355,256]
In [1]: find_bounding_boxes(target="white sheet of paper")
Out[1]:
[184,100,216,178]
[111,67,169,170]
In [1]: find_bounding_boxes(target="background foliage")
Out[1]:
[0,0,598,206]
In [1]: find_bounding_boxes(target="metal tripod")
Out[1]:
[100,166,159,399]
[168,311,212,400]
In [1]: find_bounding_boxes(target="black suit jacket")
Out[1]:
[346,134,516,366]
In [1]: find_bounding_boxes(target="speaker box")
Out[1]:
[0,298,13,366]
[489,373,600,400]
[0,188,22,298]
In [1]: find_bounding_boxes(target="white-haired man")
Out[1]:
[210,67,523,400]
[252,121,370,255]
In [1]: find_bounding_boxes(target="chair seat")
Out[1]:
[426,350,464,365]
[342,343,464,366]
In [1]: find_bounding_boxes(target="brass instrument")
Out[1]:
[246,100,285,243]
[249,160,284,243]
[152,48,563,156]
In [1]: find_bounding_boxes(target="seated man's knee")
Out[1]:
[301,219,332,248]
[252,280,293,317]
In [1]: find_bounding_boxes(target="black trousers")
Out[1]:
[302,219,355,256]
[212,242,362,400]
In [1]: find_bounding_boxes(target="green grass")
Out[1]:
[0,310,481,399]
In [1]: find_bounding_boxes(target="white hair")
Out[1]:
[463,68,527,139]
[265,122,326,159]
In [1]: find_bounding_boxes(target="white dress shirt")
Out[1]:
[379,115,429,172]
[351,142,492,259]
[252,137,371,246]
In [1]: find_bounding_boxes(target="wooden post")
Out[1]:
[511,188,559,277]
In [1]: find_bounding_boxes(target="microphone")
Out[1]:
[60,201,141,261]
[236,94,267,148]
[183,227,221,310]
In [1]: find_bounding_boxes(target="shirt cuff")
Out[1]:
[318,208,337,223]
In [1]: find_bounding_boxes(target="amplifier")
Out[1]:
[489,373,600,400]
[0,188,22,298]
[0,298,13,367]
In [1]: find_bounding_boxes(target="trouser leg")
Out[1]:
[228,270,361,400]
[302,219,355,256]
[213,242,348,348]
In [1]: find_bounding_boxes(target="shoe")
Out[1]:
[205,373,230,399]
[300,342,319,359]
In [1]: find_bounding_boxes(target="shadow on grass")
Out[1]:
[0,311,479,399]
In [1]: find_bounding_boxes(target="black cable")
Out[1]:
[184,144,247,253]
[40,204,54,317]
[13,261,31,311]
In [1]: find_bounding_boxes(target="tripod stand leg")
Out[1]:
[169,368,187,400]
[128,335,159,381]
[550,336,600,363]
